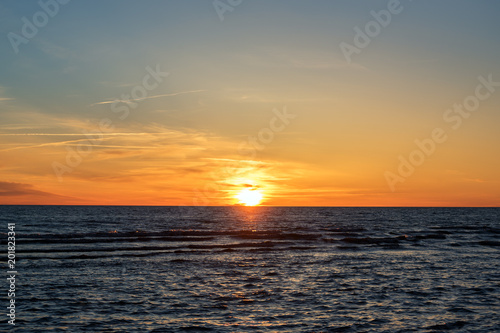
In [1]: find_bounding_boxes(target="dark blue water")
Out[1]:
[1,206,499,332]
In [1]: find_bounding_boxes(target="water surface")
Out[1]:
[2,206,499,332]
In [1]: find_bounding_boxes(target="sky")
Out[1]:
[0,0,499,206]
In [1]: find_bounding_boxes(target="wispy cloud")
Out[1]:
[0,132,164,136]
[36,39,76,60]
[89,90,206,107]
[0,132,186,152]
[0,138,103,152]
[0,86,14,102]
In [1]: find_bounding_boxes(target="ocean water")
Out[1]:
[1,206,499,332]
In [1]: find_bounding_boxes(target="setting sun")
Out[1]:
[236,188,264,206]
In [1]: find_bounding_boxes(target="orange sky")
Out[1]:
[1,2,499,206]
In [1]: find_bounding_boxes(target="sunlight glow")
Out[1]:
[236,188,264,206]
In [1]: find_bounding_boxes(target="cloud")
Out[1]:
[36,40,76,60]
[0,181,86,204]
[89,90,206,107]
[0,181,61,198]
[0,86,14,102]
[0,138,103,152]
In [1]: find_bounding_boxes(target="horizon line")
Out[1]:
[0,204,498,208]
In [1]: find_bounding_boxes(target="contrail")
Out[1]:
[89,90,206,107]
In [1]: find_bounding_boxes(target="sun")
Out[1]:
[236,188,264,206]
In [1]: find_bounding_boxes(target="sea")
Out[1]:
[1,206,499,332]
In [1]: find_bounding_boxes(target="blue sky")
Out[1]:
[2,0,499,112]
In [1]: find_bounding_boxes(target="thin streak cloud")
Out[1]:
[0,132,165,136]
[89,90,206,107]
